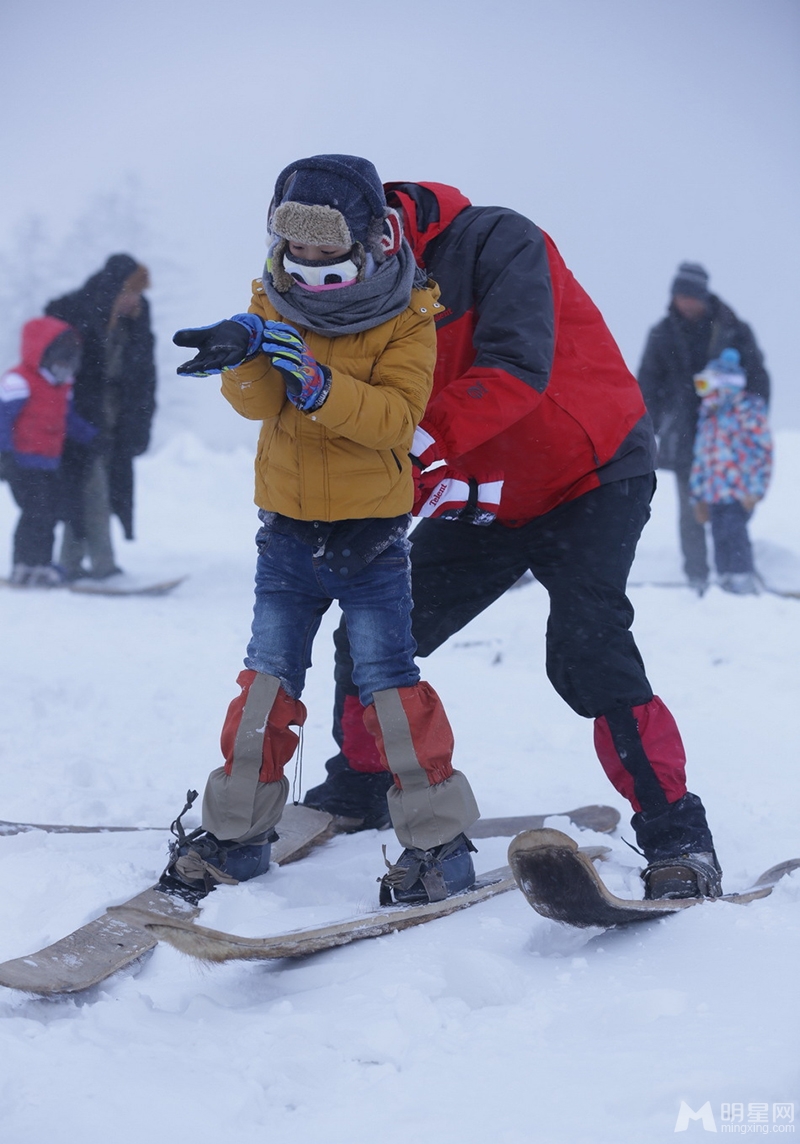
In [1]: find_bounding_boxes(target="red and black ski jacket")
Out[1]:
[385,182,656,524]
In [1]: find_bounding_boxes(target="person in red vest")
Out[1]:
[0,317,96,585]
[305,182,723,902]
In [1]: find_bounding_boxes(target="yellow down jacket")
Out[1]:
[220,278,440,521]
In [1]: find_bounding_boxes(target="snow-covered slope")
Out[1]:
[0,432,798,1144]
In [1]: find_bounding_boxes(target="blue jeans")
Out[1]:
[245,521,419,705]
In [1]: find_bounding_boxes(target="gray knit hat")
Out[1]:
[671,262,710,301]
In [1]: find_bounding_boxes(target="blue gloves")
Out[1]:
[259,321,331,412]
[173,315,330,411]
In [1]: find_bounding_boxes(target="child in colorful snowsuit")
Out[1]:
[164,155,479,903]
[0,317,95,585]
[689,348,772,595]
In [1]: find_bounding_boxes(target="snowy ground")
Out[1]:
[0,431,798,1144]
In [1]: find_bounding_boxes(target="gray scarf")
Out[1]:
[262,240,425,337]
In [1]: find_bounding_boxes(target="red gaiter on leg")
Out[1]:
[220,669,307,783]
[362,682,455,788]
[593,696,688,812]
[341,694,385,774]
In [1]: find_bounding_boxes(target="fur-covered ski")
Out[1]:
[0,820,167,837]
[470,805,618,837]
[508,828,800,928]
[0,802,618,838]
[128,867,520,961]
[0,806,619,994]
[121,842,610,963]
[0,804,334,995]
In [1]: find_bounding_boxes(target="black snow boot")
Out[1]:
[632,792,722,900]
[642,852,723,900]
[303,752,393,831]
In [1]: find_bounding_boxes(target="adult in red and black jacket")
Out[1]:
[306,183,720,895]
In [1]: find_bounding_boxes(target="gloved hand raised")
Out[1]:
[173,313,331,410]
[173,314,264,376]
[260,321,331,412]
[413,466,504,526]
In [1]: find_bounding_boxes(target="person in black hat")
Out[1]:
[45,256,157,580]
[638,262,770,592]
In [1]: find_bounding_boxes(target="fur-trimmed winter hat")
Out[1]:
[671,261,710,301]
[267,154,403,292]
[271,154,387,246]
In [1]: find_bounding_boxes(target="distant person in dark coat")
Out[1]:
[45,254,157,580]
[637,262,770,592]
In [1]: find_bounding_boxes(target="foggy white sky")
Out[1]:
[1,0,798,442]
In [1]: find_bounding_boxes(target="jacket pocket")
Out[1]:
[379,448,405,483]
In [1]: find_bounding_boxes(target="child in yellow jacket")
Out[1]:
[164,155,478,904]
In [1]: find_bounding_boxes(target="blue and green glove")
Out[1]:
[259,321,331,412]
[173,315,330,411]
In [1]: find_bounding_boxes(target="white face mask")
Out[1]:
[282,252,360,291]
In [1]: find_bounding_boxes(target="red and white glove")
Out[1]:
[410,424,443,470]
[414,468,470,519]
[472,474,504,525]
[413,468,504,525]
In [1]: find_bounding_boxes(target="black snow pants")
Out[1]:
[6,464,61,567]
[335,474,656,719]
[328,473,716,858]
